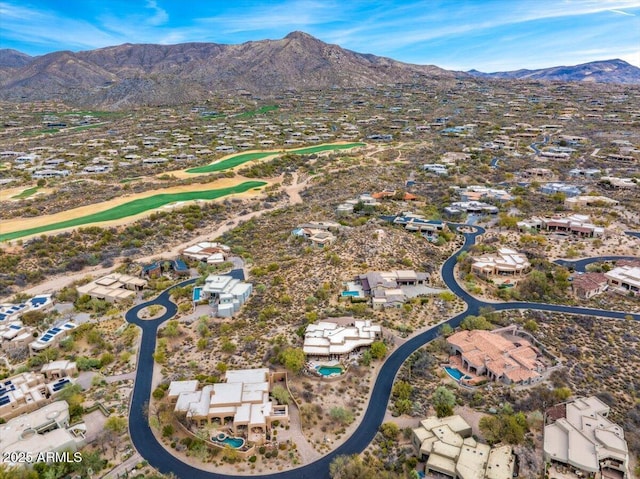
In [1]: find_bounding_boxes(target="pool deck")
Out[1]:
[448,356,484,386]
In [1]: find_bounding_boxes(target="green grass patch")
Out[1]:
[235,105,279,118]
[120,177,142,183]
[0,181,266,242]
[11,187,39,199]
[185,142,365,174]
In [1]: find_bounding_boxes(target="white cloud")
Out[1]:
[145,0,169,26]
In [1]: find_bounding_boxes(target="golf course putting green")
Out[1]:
[0,181,266,242]
[185,142,365,174]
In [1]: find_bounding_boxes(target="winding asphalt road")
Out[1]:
[125,226,639,479]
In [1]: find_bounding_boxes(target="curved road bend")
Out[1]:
[554,256,640,272]
[125,227,639,479]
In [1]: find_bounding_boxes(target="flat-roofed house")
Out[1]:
[0,401,85,467]
[182,242,231,264]
[171,368,288,443]
[0,372,48,420]
[76,273,147,303]
[471,248,531,280]
[412,415,515,479]
[544,396,630,478]
[604,265,640,296]
[303,320,382,360]
[29,322,76,355]
[202,274,252,317]
[354,269,430,309]
[0,321,34,353]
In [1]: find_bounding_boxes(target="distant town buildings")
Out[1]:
[455,185,513,203]
[544,396,630,479]
[302,320,382,360]
[444,201,499,216]
[412,415,515,479]
[422,163,449,175]
[336,193,379,215]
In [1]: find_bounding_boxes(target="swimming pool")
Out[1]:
[212,433,244,449]
[444,366,471,381]
[316,365,344,376]
[193,287,202,302]
[341,290,361,297]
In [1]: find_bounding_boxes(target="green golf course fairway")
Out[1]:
[0,181,266,242]
[11,187,39,199]
[185,142,365,174]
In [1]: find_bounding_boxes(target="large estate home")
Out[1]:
[0,362,77,420]
[447,327,547,385]
[385,213,447,241]
[412,415,515,479]
[291,221,340,248]
[169,368,288,443]
[352,269,430,308]
[182,242,231,264]
[604,265,640,296]
[76,273,147,303]
[470,248,531,281]
[517,214,605,238]
[564,195,619,210]
[544,396,630,479]
[302,320,382,360]
[201,274,253,317]
[0,401,86,466]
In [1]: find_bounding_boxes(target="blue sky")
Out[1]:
[1,0,639,71]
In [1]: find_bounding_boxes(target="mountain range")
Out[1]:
[467,58,640,84]
[1,32,639,108]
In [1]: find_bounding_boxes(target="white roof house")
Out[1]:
[303,320,382,357]
[544,396,629,478]
[202,274,252,317]
[604,266,640,296]
[471,248,531,279]
[182,241,230,263]
[0,401,85,466]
